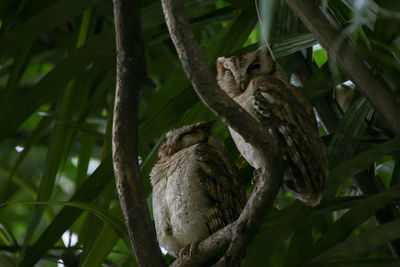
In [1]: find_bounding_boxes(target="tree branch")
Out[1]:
[112,0,166,266]
[285,0,400,137]
[161,0,283,266]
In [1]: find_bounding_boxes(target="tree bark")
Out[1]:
[112,0,166,266]
[161,0,283,265]
[285,0,400,137]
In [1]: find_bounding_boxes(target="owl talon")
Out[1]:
[179,240,198,259]
[189,240,198,257]
[179,245,188,260]
[251,168,261,185]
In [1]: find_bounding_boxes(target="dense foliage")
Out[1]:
[0,0,399,266]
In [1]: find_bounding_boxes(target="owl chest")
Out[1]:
[229,127,265,170]
[152,151,210,256]
[234,91,258,119]
[229,92,266,169]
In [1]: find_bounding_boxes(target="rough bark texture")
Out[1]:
[112,0,166,266]
[285,0,400,137]
[161,0,283,266]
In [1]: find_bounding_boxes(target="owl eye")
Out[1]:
[247,63,261,72]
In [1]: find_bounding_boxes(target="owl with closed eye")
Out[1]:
[150,121,246,257]
[216,47,328,206]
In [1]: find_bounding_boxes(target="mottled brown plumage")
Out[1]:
[217,48,328,206]
[151,121,246,257]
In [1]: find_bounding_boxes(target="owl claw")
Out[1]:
[251,168,261,185]
[179,240,198,259]
[189,240,198,257]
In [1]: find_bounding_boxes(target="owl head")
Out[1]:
[158,121,216,159]
[217,47,276,97]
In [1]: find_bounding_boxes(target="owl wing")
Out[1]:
[251,75,328,206]
[193,143,246,234]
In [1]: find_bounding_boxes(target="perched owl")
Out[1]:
[216,47,328,207]
[150,121,246,257]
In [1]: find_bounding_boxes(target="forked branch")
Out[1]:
[161,0,283,266]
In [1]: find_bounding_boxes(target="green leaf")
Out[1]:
[210,10,258,60]
[0,30,115,143]
[0,0,104,59]
[245,203,312,266]
[5,200,130,250]
[326,138,400,196]
[327,97,374,168]
[2,115,53,201]
[138,87,198,152]
[22,10,96,250]
[19,155,113,267]
[142,0,220,32]
[272,33,318,59]
[307,258,400,267]
[80,205,131,267]
[283,222,313,267]
[0,251,17,267]
[310,218,400,263]
[313,184,400,256]
[302,63,345,104]
[391,157,400,187]
[22,83,75,250]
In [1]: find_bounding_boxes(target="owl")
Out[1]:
[216,47,328,207]
[150,121,246,257]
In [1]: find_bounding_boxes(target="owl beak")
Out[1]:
[239,82,246,91]
[239,79,248,92]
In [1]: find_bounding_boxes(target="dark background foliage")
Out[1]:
[0,0,399,266]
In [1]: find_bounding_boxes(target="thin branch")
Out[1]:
[161,0,283,266]
[111,0,166,266]
[285,0,400,137]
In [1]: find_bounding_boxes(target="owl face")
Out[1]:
[217,47,276,97]
[158,121,215,159]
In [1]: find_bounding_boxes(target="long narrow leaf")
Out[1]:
[310,218,400,263]
[313,184,400,256]
[0,0,104,59]
[19,155,113,267]
[0,30,114,143]
[4,200,130,249]
[307,258,400,267]
[326,138,400,196]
